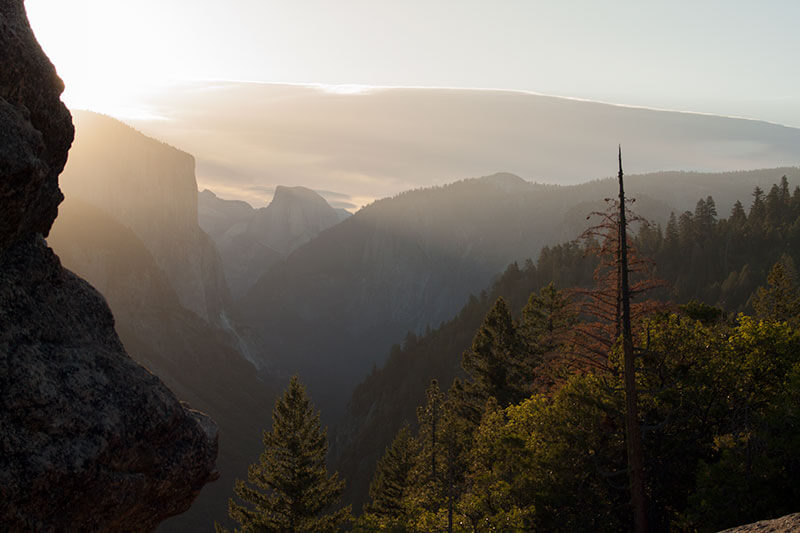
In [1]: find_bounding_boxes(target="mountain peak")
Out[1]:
[477,172,530,192]
[248,185,342,256]
[270,185,329,207]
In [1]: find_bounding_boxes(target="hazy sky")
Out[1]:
[26,1,800,126]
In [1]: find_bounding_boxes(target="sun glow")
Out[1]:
[25,0,192,119]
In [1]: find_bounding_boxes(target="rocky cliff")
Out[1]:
[250,185,343,255]
[0,1,217,530]
[199,186,344,296]
[721,513,800,532]
[49,197,281,531]
[61,110,229,324]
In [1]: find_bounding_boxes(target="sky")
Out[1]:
[25,0,800,126]
[23,1,800,209]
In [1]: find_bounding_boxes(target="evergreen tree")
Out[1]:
[751,255,800,324]
[694,196,717,239]
[665,212,679,247]
[790,186,800,216]
[521,283,576,389]
[413,379,447,515]
[222,376,350,533]
[780,175,791,202]
[459,397,533,532]
[405,379,474,532]
[765,183,784,228]
[359,424,417,531]
[749,186,766,228]
[462,297,529,407]
[729,200,747,227]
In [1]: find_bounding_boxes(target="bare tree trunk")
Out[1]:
[618,147,648,533]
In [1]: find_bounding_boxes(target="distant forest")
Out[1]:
[326,176,800,532]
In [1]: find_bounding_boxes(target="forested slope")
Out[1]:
[334,176,800,513]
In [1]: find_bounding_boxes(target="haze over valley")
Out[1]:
[44,106,800,529]
[127,81,800,210]
[6,1,800,531]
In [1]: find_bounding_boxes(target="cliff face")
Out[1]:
[0,1,71,250]
[0,238,218,531]
[721,513,800,532]
[250,185,343,255]
[61,111,229,323]
[198,186,343,297]
[49,197,281,531]
[0,1,218,530]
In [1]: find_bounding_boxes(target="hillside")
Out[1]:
[199,186,346,297]
[240,167,800,420]
[331,176,800,509]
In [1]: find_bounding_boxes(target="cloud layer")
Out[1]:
[127,82,800,209]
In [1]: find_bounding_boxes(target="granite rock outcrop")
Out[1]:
[721,513,800,532]
[0,1,218,529]
[198,186,346,297]
[61,110,230,324]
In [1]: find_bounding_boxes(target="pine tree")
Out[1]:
[749,186,766,230]
[751,255,800,324]
[409,379,473,533]
[222,376,351,533]
[462,297,529,407]
[413,379,446,509]
[360,424,417,530]
[522,283,575,353]
[573,148,651,531]
[521,283,576,389]
[615,149,648,533]
[694,196,717,239]
[729,200,747,227]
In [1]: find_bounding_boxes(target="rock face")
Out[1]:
[0,0,72,251]
[250,185,344,255]
[62,110,230,324]
[49,197,280,531]
[0,1,218,530]
[721,513,800,532]
[0,238,218,531]
[198,186,345,297]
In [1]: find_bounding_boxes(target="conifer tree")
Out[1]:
[413,379,446,514]
[749,186,766,230]
[616,149,648,533]
[222,376,350,533]
[409,379,473,533]
[360,424,417,530]
[522,284,575,353]
[752,255,800,324]
[665,212,679,246]
[729,200,747,227]
[462,297,529,407]
[573,148,651,531]
[521,283,576,389]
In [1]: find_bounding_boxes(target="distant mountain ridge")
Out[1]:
[199,185,347,297]
[240,167,800,421]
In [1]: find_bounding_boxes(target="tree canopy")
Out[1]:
[220,376,350,533]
